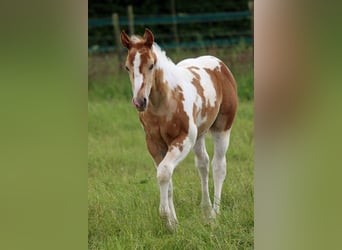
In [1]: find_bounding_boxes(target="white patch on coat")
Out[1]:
[133,52,143,98]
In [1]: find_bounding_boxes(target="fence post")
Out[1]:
[127,5,134,36]
[248,1,254,36]
[171,0,180,52]
[112,13,123,70]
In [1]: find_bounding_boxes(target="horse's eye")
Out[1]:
[149,64,154,70]
[125,66,130,72]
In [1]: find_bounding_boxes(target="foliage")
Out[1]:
[88,1,253,51]
[89,0,250,18]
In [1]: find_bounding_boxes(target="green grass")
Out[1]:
[88,99,253,249]
[88,45,253,249]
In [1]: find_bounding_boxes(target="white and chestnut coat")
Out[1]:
[121,29,237,231]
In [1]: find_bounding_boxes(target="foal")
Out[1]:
[121,29,237,231]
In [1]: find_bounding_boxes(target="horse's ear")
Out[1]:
[143,28,154,48]
[121,30,131,49]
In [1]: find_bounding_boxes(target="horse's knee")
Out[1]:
[157,165,171,184]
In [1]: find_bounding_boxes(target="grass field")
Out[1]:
[88,46,253,249]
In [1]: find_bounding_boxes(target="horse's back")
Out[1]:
[177,55,221,69]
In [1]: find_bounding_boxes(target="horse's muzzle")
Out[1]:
[132,97,147,112]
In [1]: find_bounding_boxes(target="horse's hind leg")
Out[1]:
[211,129,231,218]
[193,134,212,219]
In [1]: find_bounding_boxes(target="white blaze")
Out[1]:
[133,52,143,98]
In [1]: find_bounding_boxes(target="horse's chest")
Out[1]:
[139,112,189,146]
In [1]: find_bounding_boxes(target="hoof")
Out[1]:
[165,220,177,233]
[160,214,177,232]
[209,208,219,219]
[201,203,213,220]
[203,208,219,225]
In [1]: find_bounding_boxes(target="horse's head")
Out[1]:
[121,28,157,112]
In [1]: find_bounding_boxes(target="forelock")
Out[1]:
[131,35,143,43]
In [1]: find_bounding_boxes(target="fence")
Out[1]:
[88,6,253,53]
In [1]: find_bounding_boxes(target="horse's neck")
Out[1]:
[149,68,174,109]
[149,48,180,109]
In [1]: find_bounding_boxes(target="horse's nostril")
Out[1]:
[143,97,147,105]
[132,98,139,108]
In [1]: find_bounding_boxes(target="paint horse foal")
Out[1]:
[121,29,237,231]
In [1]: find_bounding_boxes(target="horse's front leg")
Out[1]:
[157,136,193,232]
[168,179,177,225]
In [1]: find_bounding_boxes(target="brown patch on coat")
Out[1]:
[187,66,200,71]
[149,69,169,109]
[206,62,238,132]
[138,48,152,74]
[139,71,190,164]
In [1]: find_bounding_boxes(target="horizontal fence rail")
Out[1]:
[89,11,251,28]
[88,10,253,53]
[89,38,253,53]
